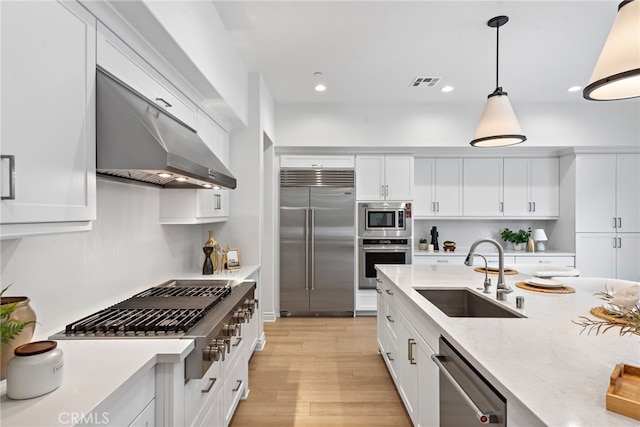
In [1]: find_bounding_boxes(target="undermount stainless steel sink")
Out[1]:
[416,288,525,318]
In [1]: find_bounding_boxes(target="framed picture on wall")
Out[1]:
[226,248,241,270]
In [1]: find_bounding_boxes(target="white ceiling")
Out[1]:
[212,0,624,106]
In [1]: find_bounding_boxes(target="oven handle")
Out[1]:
[361,246,410,251]
[431,354,493,424]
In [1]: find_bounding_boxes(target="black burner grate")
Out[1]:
[64,285,232,336]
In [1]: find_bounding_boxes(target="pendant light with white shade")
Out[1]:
[471,16,526,148]
[583,0,640,101]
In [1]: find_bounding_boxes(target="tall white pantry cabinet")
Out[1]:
[575,154,640,281]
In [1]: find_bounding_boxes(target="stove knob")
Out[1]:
[223,323,239,336]
[244,298,259,311]
[214,338,228,356]
[204,340,225,362]
[233,309,247,323]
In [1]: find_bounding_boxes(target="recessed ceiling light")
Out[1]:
[157,172,173,178]
[441,85,454,93]
[567,86,582,92]
[314,84,327,92]
[202,183,213,188]
[175,177,188,182]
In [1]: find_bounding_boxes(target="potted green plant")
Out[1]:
[1,285,36,379]
[500,227,531,251]
[419,238,428,250]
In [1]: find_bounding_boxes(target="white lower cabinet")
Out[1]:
[199,389,224,427]
[514,255,575,267]
[97,367,155,427]
[377,275,439,427]
[576,233,640,281]
[129,399,155,427]
[223,353,247,426]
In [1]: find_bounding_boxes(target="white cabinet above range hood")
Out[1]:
[96,68,236,190]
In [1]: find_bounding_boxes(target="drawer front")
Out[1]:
[385,299,399,340]
[223,354,246,426]
[184,359,223,426]
[515,256,574,266]
[101,367,155,427]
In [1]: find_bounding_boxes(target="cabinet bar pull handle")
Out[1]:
[432,354,493,424]
[499,202,503,213]
[408,338,416,365]
[201,377,217,393]
[613,237,618,248]
[232,380,243,392]
[528,202,532,212]
[437,260,449,263]
[618,238,622,248]
[375,287,382,294]
[436,202,440,212]
[385,289,394,296]
[532,201,536,212]
[1,155,16,200]
[613,217,618,229]
[381,185,385,197]
[432,202,436,212]
[386,352,394,361]
[386,315,394,323]
[376,278,382,283]
[618,217,622,229]
[232,337,243,347]
[155,97,172,108]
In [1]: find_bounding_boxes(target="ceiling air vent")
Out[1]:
[410,77,441,87]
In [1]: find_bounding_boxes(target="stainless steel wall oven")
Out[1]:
[358,238,411,290]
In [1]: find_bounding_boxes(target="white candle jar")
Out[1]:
[6,340,64,400]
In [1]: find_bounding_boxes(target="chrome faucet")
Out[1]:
[465,238,513,301]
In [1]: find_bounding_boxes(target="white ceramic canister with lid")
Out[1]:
[6,340,64,399]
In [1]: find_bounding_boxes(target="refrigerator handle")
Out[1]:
[310,208,315,290]
[305,208,309,291]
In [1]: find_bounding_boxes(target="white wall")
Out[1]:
[1,179,204,339]
[275,102,639,148]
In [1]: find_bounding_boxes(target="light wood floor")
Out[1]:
[229,317,412,427]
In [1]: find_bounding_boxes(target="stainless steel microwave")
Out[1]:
[358,202,412,237]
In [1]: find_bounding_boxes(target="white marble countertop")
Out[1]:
[1,339,193,427]
[0,265,260,426]
[376,264,640,427]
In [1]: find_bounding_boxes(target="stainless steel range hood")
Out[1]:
[96,69,236,189]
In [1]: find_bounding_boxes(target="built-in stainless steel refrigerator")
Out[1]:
[279,169,355,316]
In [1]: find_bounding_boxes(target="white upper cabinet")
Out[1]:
[1,1,97,239]
[413,158,462,217]
[503,158,559,217]
[616,155,640,233]
[96,23,197,129]
[280,155,354,169]
[356,155,413,201]
[576,154,639,233]
[159,110,230,224]
[463,158,503,216]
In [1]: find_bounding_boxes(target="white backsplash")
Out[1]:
[414,219,561,253]
[0,178,208,339]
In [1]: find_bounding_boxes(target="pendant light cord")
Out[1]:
[495,23,500,89]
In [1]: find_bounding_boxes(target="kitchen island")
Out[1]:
[376,264,639,427]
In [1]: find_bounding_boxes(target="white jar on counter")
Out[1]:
[6,340,64,400]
